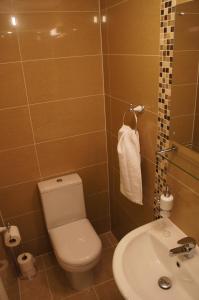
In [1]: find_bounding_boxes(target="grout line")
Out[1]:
[191,61,199,144]
[29,93,104,106]
[172,82,197,87]
[105,0,128,10]
[5,209,41,220]
[5,190,108,220]
[0,129,105,154]
[0,104,28,112]
[0,161,107,190]
[93,287,100,300]
[11,10,99,13]
[93,278,114,288]
[98,0,111,231]
[44,268,54,300]
[0,53,161,66]
[0,93,103,113]
[103,53,160,57]
[167,173,199,197]
[36,129,105,145]
[0,143,34,153]
[171,113,195,119]
[0,54,101,66]
[40,161,107,180]
[15,29,42,178]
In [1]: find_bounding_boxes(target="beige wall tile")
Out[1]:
[18,12,101,60]
[0,181,41,218]
[0,0,12,11]
[30,95,105,142]
[0,107,33,150]
[170,115,194,145]
[138,111,158,162]
[168,175,199,244]
[107,0,160,55]
[85,192,109,221]
[0,14,20,62]
[6,210,46,242]
[78,163,108,196]
[176,1,199,13]
[91,217,110,234]
[173,51,199,84]
[171,84,196,116]
[168,163,199,194]
[175,14,199,51]
[0,62,27,109]
[0,146,40,187]
[37,131,107,177]
[23,56,103,103]
[108,55,159,113]
[101,0,124,9]
[193,115,199,147]
[13,0,98,11]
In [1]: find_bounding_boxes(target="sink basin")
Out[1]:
[113,218,199,300]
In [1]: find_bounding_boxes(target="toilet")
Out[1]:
[38,173,102,290]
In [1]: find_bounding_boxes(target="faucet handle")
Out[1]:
[177,237,196,247]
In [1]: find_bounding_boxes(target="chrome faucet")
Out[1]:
[169,237,196,258]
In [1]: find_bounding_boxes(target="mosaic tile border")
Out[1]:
[154,0,176,218]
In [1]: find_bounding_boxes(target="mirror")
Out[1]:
[170,0,199,153]
[166,0,199,179]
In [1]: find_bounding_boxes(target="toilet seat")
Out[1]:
[49,218,102,272]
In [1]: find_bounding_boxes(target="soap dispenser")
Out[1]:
[160,186,174,218]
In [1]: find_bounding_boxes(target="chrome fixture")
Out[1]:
[169,237,197,258]
[156,144,177,155]
[122,104,144,132]
[158,276,172,290]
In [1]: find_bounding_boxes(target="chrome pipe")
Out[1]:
[156,145,177,155]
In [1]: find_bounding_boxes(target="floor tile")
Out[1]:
[43,252,58,269]
[93,247,114,284]
[66,288,98,300]
[35,255,45,272]
[19,272,51,300]
[94,279,124,300]
[107,232,118,247]
[46,266,75,300]
[99,232,113,249]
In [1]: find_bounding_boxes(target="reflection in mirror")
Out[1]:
[170,0,199,153]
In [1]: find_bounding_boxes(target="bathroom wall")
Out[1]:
[0,0,109,256]
[170,2,199,148]
[100,0,160,239]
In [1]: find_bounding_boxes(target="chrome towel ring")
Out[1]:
[122,104,144,132]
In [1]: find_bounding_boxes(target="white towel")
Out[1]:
[117,124,143,205]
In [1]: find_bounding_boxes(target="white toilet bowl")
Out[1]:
[49,218,102,290]
[38,173,102,291]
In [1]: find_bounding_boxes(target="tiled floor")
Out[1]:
[18,232,124,300]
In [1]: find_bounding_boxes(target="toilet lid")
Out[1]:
[49,218,102,267]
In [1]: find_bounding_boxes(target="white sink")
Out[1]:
[113,218,199,300]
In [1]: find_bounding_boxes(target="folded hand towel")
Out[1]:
[117,124,143,205]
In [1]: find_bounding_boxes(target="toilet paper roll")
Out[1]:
[4,226,21,247]
[17,253,36,279]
